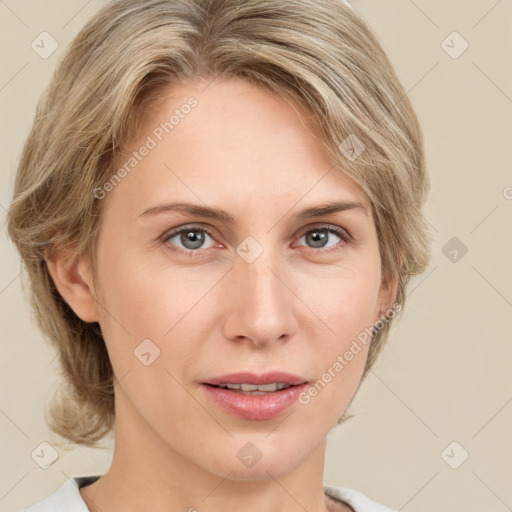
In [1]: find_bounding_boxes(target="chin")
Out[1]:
[217,460,301,482]
[220,441,312,481]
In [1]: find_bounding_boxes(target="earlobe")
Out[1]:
[45,250,99,323]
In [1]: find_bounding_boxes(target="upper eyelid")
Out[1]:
[161,223,216,241]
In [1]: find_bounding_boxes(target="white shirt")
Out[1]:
[20,475,397,512]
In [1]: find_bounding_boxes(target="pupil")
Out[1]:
[308,230,327,248]
[181,230,204,249]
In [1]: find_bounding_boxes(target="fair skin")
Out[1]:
[47,77,397,512]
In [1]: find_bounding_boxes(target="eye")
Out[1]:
[162,226,217,254]
[294,225,351,253]
[161,223,351,257]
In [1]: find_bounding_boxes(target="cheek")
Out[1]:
[298,262,380,410]
[93,243,219,371]
[303,256,381,341]
[92,248,207,421]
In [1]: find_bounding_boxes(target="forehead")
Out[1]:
[106,77,370,217]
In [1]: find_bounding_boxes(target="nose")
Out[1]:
[221,248,298,348]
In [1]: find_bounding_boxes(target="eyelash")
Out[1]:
[160,224,352,257]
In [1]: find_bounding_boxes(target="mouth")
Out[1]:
[203,382,298,395]
[200,372,310,420]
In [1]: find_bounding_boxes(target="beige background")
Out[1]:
[1,1,511,511]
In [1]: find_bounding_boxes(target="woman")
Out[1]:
[7,0,432,511]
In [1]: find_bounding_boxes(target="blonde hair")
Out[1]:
[7,0,432,446]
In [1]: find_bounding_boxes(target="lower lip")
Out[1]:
[201,383,309,420]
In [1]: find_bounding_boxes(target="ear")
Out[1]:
[376,273,399,322]
[375,254,402,323]
[45,249,99,323]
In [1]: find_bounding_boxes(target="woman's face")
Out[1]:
[87,77,394,479]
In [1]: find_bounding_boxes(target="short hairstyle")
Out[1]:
[7,0,432,447]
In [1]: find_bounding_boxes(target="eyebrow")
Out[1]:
[137,200,367,222]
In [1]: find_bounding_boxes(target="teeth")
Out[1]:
[218,382,291,392]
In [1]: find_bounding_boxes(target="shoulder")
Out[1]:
[324,483,397,512]
[18,475,100,512]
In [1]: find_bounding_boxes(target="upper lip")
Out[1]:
[203,372,308,386]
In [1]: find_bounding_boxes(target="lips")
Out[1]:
[201,381,310,420]
[200,371,310,420]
